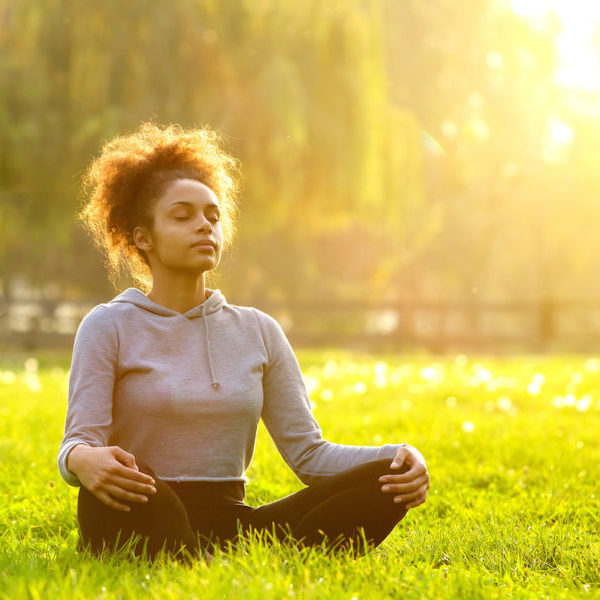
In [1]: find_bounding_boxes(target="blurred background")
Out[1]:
[1,0,600,352]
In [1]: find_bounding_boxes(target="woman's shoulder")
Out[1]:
[225,302,280,329]
[229,305,291,352]
[77,292,135,331]
[220,301,287,347]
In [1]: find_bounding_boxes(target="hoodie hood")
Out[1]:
[110,287,226,319]
[110,287,226,390]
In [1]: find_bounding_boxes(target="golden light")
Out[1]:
[542,116,574,162]
[548,116,574,144]
[511,0,600,93]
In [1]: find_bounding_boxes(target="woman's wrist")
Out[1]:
[66,443,90,473]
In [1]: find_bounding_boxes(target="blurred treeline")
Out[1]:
[1,0,599,306]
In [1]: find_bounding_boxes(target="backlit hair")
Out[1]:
[78,120,240,291]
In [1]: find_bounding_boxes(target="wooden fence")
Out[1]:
[260,299,600,352]
[1,298,600,352]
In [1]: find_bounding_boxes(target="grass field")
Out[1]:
[0,348,598,599]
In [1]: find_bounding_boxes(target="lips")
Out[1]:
[191,240,216,249]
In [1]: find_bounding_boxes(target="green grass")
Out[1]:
[0,348,598,599]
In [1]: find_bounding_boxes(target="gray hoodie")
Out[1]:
[57,288,403,487]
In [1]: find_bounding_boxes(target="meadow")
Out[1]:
[0,348,598,599]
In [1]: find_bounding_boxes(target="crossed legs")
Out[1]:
[76,458,408,562]
[236,458,409,554]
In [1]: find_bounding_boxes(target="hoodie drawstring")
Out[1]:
[201,304,221,390]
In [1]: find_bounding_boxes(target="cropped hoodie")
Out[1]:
[57,288,403,487]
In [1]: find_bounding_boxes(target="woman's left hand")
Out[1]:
[378,444,430,509]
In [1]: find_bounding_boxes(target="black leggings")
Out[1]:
[76,458,409,562]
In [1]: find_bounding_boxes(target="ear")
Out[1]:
[133,226,153,252]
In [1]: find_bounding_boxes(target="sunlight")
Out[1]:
[462,420,475,433]
[511,0,600,92]
[510,0,552,19]
[548,116,574,145]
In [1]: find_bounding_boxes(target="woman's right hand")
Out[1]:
[67,444,157,512]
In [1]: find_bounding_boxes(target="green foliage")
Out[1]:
[3,0,600,306]
[0,349,598,598]
[0,0,425,301]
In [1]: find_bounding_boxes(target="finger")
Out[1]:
[379,464,427,484]
[379,467,426,484]
[389,446,409,470]
[110,474,158,496]
[104,483,151,504]
[392,488,427,505]
[97,490,133,512]
[112,446,139,469]
[380,475,428,496]
[380,473,429,494]
[112,462,156,485]
[402,494,427,509]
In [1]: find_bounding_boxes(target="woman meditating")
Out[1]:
[57,121,430,563]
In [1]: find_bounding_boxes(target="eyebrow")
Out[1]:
[168,201,220,212]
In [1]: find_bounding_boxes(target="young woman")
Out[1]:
[57,121,430,564]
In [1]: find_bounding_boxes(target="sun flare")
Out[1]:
[511,0,600,93]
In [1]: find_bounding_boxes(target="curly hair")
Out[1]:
[78,120,241,291]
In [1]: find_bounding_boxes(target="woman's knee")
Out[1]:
[347,457,410,483]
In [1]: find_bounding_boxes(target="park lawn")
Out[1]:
[0,348,598,599]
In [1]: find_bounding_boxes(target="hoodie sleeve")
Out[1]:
[254,309,404,486]
[57,305,118,487]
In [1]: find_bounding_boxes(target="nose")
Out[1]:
[195,213,212,231]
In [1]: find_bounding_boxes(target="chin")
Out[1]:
[190,260,219,273]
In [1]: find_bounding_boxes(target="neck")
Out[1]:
[146,272,210,314]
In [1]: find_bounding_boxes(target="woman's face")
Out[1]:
[134,178,224,275]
